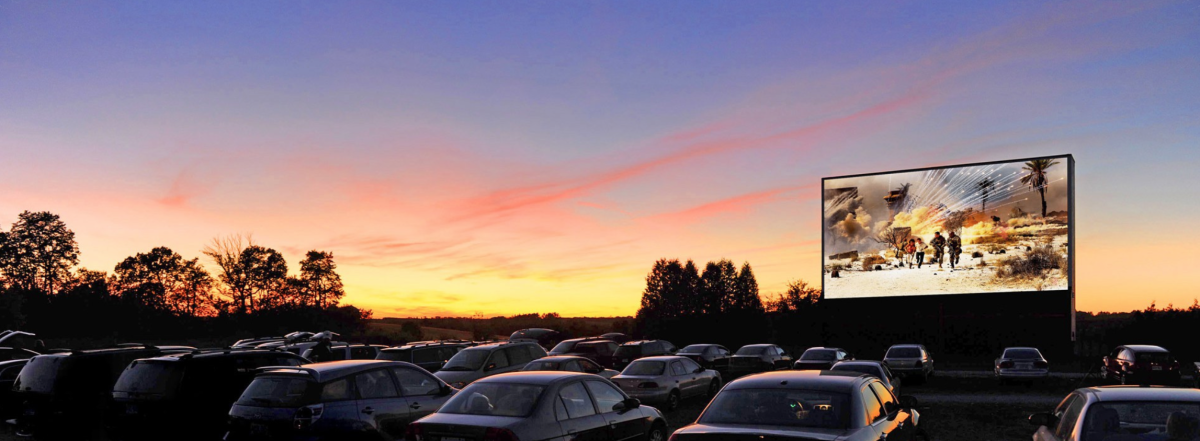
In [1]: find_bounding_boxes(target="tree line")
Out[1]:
[0,210,370,339]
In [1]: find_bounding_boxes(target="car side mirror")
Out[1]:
[1029,412,1057,427]
[898,396,918,408]
[439,384,453,395]
[614,397,640,412]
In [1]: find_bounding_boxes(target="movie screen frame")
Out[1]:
[821,155,1074,300]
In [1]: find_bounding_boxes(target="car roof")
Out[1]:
[726,370,871,392]
[739,344,775,349]
[465,341,537,350]
[1080,386,1200,402]
[33,346,164,358]
[385,341,470,351]
[620,340,666,346]
[833,360,883,367]
[631,356,688,362]
[143,348,306,362]
[560,337,609,344]
[260,360,403,382]
[535,355,591,362]
[476,371,593,385]
[1118,345,1170,353]
[888,344,924,349]
[804,347,843,352]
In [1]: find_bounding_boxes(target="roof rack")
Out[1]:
[116,343,160,350]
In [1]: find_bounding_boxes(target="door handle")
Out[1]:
[410,402,422,409]
[362,407,374,415]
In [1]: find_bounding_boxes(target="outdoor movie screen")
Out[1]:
[822,155,1072,299]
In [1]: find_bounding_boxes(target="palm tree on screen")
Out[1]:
[1021,158,1061,218]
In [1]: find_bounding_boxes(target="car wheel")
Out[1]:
[1120,374,1128,385]
[647,423,667,441]
[666,390,681,411]
[707,379,721,397]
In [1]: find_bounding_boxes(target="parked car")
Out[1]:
[0,359,30,420]
[549,337,619,368]
[794,347,854,371]
[227,360,456,441]
[730,344,792,376]
[1101,345,1181,386]
[522,355,620,379]
[0,330,37,349]
[231,331,315,349]
[300,343,387,362]
[1030,386,1200,441]
[0,346,38,361]
[600,332,632,344]
[508,328,562,349]
[883,344,934,383]
[11,344,194,438]
[994,347,1050,384]
[613,339,678,371]
[670,370,924,441]
[611,355,722,411]
[677,344,732,373]
[377,341,470,373]
[434,341,548,389]
[409,371,668,441]
[109,348,309,440]
[830,360,901,396]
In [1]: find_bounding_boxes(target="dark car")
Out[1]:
[434,341,550,389]
[508,328,562,349]
[600,332,632,344]
[1030,386,1200,441]
[11,344,193,438]
[794,347,854,371]
[730,344,792,376]
[677,344,731,373]
[882,344,935,383]
[301,343,388,362]
[110,348,309,440]
[0,359,30,420]
[830,360,901,396]
[377,341,469,373]
[227,360,456,441]
[613,340,677,370]
[549,337,619,368]
[521,355,620,379]
[408,371,668,441]
[1101,345,1181,386]
[670,370,924,441]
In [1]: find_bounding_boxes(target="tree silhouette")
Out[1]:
[0,211,80,294]
[242,245,288,311]
[701,259,738,314]
[299,250,344,308]
[977,178,995,214]
[113,247,216,315]
[203,234,254,313]
[731,262,765,314]
[1021,158,1061,218]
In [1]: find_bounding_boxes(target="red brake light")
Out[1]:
[406,423,423,441]
[483,427,520,441]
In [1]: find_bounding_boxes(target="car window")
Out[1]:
[555,396,570,421]
[391,367,441,396]
[869,382,895,414]
[528,344,548,360]
[1055,395,1084,439]
[379,349,411,362]
[585,380,626,413]
[488,350,510,370]
[719,347,730,356]
[600,343,617,356]
[413,349,439,364]
[355,369,399,399]
[662,341,676,353]
[623,360,665,376]
[861,385,883,423]
[578,359,602,374]
[646,342,663,354]
[679,358,701,372]
[442,347,463,361]
[321,378,353,402]
[507,346,534,365]
[562,360,583,372]
[670,361,687,376]
[558,382,597,419]
[239,376,314,407]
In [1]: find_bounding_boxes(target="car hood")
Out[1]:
[434,370,483,385]
[672,423,847,441]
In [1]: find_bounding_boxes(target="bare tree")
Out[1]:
[202,234,254,313]
[874,226,910,259]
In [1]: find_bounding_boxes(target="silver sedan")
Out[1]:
[611,356,722,411]
[995,347,1049,383]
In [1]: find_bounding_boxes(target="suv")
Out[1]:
[549,337,619,368]
[612,340,677,370]
[0,359,30,420]
[377,341,469,373]
[677,344,731,373]
[434,341,548,389]
[509,328,562,349]
[301,343,387,362]
[11,344,193,438]
[1102,345,1181,385]
[729,344,792,376]
[883,344,935,383]
[793,347,854,371]
[110,348,309,440]
[227,360,456,441]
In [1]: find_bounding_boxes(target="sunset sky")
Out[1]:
[2,2,1198,317]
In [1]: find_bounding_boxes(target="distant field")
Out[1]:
[364,321,508,343]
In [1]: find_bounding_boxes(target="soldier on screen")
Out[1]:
[931,232,946,269]
[948,232,962,269]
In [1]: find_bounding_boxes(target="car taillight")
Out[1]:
[1034,361,1049,369]
[293,404,324,431]
[999,360,1014,369]
[483,427,520,441]
[638,382,659,389]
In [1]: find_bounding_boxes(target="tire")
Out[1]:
[707,379,721,397]
[647,423,667,441]
[666,390,681,411]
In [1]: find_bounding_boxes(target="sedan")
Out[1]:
[611,356,722,411]
[407,372,668,441]
[995,347,1049,384]
[521,355,620,379]
[1030,386,1200,441]
[793,347,854,371]
[831,360,901,396]
[670,370,924,441]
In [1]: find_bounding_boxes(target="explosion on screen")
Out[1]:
[822,157,1070,299]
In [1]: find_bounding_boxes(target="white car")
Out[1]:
[995,346,1049,383]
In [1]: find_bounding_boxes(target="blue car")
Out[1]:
[226,360,456,441]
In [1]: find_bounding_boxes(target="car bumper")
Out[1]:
[996,369,1049,379]
[888,367,927,375]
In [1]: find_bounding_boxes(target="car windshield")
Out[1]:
[550,341,579,353]
[113,360,184,396]
[522,360,561,371]
[801,350,836,361]
[622,361,665,376]
[700,388,851,429]
[1003,349,1041,360]
[236,376,314,407]
[679,345,709,355]
[376,349,410,362]
[441,383,545,417]
[12,356,65,394]
[614,346,642,358]
[442,348,490,371]
[1136,353,1173,363]
[736,347,766,356]
[886,347,921,358]
[831,364,881,378]
[1080,402,1200,441]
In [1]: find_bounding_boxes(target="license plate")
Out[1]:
[250,423,269,436]
[1153,366,1163,371]
[1017,363,1032,369]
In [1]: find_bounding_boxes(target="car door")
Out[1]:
[555,381,609,441]
[1034,393,1083,441]
[712,346,730,372]
[870,380,915,441]
[482,349,511,378]
[506,346,535,371]
[668,361,695,398]
[585,380,646,441]
[353,368,409,440]
[390,366,448,426]
[861,383,907,441]
[678,358,707,396]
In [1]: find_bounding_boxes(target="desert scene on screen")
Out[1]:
[823,158,1070,298]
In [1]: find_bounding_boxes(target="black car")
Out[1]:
[612,340,677,370]
[1102,344,1181,386]
[11,344,193,438]
[600,332,632,344]
[794,347,854,371]
[730,344,792,376]
[677,344,732,372]
[110,348,309,440]
[509,328,562,349]
[549,337,619,368]
[377,341,470,373]
[0,359,30,420]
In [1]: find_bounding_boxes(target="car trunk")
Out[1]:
[730,356,765,368]
[417,414,527,440]
[673,424,844,441]
[612,375,659,390]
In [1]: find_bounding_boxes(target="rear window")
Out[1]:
[886,347,921,358]
[441,383,545,417]
[236,376,314,407]
[801,350,836,361]
[377,349,411,362]
[1003,349,1042,360]
[736,346,766,356]
[679,345,710,355]
[623,360,665,376]
[830,364,881,378]
[522,360,561,371]
[550,341,579,353]
[1080,402,1200,441]
[700,389,851,429]
[12,356,65,393]
[614,345,642,358]
[1136,352,1173,363]
[113,360,184,396]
